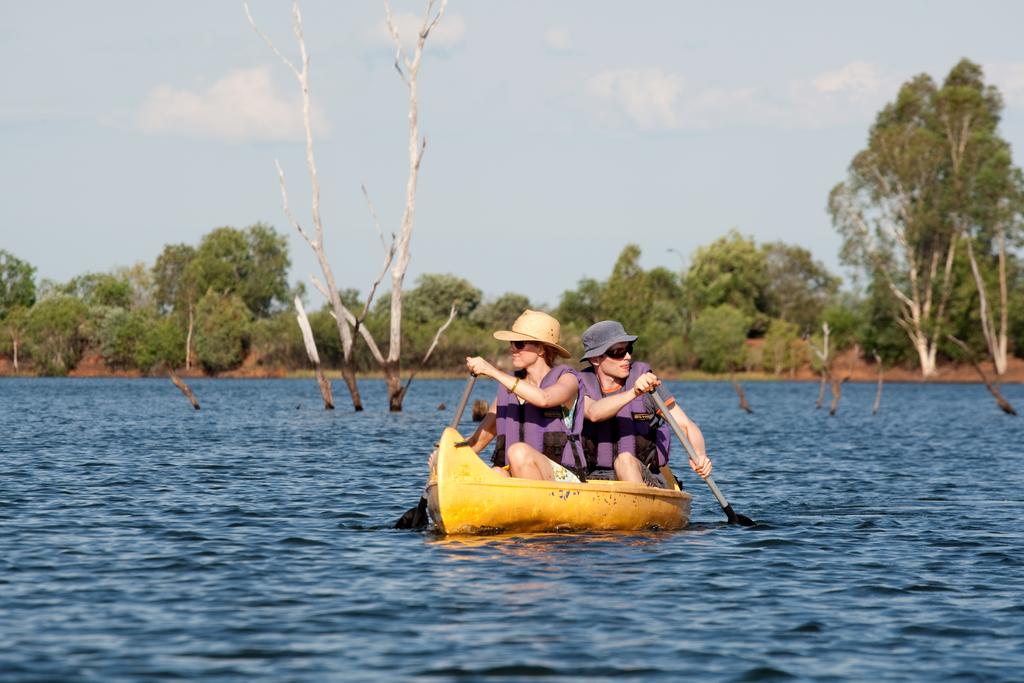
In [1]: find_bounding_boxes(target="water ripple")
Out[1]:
[1,378,1022,682]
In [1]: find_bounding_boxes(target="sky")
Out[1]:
[3,1,1024,308]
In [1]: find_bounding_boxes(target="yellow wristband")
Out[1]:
[509,377,520,395]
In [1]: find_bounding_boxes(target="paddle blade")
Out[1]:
[394,497,430,530]
[723,503,756,527]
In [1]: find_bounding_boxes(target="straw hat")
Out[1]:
[493,309,571,358]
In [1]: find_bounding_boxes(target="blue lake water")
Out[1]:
[1,377,1023,682]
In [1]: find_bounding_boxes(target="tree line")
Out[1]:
[1,58,1022,397]
[1,226,1020,382]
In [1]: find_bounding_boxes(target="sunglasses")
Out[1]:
[510,340,536,350]
[604,343,633,360]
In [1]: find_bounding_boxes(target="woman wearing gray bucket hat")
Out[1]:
[579,320,712,486]
[459,310,588,482]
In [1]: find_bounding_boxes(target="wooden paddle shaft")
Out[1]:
[650,391,731,511]
[450,375,477,430]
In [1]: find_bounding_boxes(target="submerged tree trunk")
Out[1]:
[872,352,884,416]
[185,303,194,371]
[948,335,1017,416]
[730,369,753,414]
[811,322,830,410]
[169,371,200,410]
[295,296,334,410]
[829,376,848,416]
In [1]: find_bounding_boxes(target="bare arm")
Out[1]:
[584,371,661,422]
[466,399,498,453]
[669,403,712,477]
[465,357,578,409]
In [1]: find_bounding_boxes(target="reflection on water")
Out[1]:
[1,378,1022,682]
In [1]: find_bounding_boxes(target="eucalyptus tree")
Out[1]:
[935,60,1024,376]
[0,250,37,319]
[830,73,953,377]
[152,243,199,369]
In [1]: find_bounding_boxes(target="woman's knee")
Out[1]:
[615,452,640,468]
[506,442,532,469]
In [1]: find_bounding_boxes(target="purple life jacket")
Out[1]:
[579,361,671,471]
[492,365,587,477]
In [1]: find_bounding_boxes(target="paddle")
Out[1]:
[394,375,477,529]
[650,391,755,526]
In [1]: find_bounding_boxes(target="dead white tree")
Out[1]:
[377,0,449,410]
[295,296,334,409]
[247,0,454,412]
[872,351,884,415]
[808,323,831,410]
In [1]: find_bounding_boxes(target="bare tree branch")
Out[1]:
[275,160,314,247]
[947,335,1017,416]
[357,184,396,327]
[399,300,458,401]
[244,2,300,79]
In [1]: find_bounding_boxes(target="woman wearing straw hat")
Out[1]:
[579,320,713,486]
[460,309,588,482]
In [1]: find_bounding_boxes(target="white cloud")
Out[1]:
[367,12,466,52]
[586,68,682,130]
[544,28,572,53]
[585,61,895,131]
[812,61,881,95]
[136,67,327,142]
[986,61,1024,108]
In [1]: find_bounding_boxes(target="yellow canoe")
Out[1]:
[425,427,693,534]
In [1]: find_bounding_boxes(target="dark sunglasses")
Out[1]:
[510,340,535,350]
[605,343,633,360]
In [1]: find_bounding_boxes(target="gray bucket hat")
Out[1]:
[580,320,638,361]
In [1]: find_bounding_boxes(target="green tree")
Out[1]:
[59,272,133,309]
[0,250,37,319]
[190,224,291,317]
[682,230,768,325]
[403,273,482,322]
[251,311,306,369]
[555,277,604,329]
[689,304,750,373]
[471,292,532,331]
[193,291,252,373]
[24,295,89,375]
[153,243,201,368]
[0,305,30,370]
[761,242,840,334]
[762,318,801,375]
[153,244,199,314]
[136,315,186,372]
[98,308,148,370]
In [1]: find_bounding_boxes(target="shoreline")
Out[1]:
[4,348,1023,384]
[2,368,1021,385]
